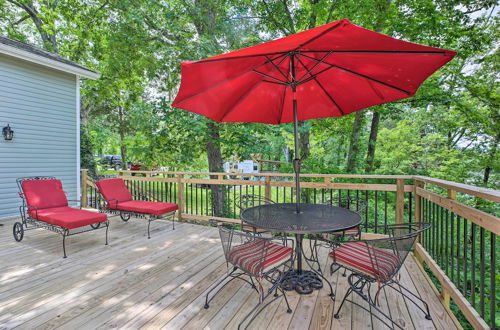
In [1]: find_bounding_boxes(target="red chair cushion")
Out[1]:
[115,200,178,216]
[227,239,292,275]
[29,207,107,229]
[96,178,133,208]
[22,179,68,210]
[329,241,400,282]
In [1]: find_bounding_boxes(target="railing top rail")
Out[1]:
[414,176,500,203]
[116,170,413,180]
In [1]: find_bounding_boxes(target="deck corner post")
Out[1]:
[81,169,88,208]
[177,174,184,222]
[396,178,405,224]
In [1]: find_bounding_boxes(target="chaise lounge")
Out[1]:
[14,176,109,258]
[96,178,178,238]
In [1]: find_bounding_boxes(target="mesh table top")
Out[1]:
[241,203,362,234]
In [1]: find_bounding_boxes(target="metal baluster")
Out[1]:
[384,191,388,229]
[489,233,496,329]
[450,212,455,282]
[408,192,412,222]
[364,190,368,231]
[471,223,476,308]
[374,191,378,234]
[463,219,468,298]
[456,215,461,291]
[479,227,485,318]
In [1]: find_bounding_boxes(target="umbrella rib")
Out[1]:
[296,51,332,82]
[300,53,411,95]
[296,56,345,115]
[296,20,345,49]
[218,78,268,121]
[265,55,290,83]
[219,57,287,122]
[252,69,287,84]
[173,53,288,106]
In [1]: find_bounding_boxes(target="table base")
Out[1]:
[281,270,323,294]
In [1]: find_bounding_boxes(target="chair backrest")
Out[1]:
[95,178,133,205]
[17,177,68,210]
[324,195,367,217]
[363,223,430,282]
[218,225,270,274]
[235,194,275,212]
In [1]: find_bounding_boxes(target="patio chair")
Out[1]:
[331,223,431,329]
[234,194,275,234]
[14,176,109,258]
[204,224,294,329]
[95,178,177,238]
[305,196,365,274]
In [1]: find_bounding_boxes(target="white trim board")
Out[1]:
[0,43,100,80]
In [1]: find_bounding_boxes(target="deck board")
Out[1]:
[0,218,458,330]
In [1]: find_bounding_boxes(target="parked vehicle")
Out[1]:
[100,155,122,170]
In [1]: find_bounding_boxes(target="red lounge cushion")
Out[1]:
[96,178,133,207]
[115,200,178,216]
[22,179,68,210]
[329,241,400,282]
[227,240,292,275]
[29,207,107,229]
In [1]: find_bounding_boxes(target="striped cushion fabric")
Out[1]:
[329,241,400,282]
[227,240,292,275]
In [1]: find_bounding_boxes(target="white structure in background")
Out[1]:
[223,157,260,177]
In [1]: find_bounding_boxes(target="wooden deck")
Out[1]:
[0,217,459,329]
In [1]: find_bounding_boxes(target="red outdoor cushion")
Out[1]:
[22,179,68,210]
[29,207,107,229]
[329,241,400,282]
[96,178,133,208]
[227,239,292,275]
[115,200,178,216]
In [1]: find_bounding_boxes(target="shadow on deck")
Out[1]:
[0,217,459,329]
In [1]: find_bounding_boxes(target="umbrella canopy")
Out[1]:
[172,18,456,124]
[172,18,456,212]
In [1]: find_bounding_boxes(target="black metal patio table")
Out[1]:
[241,203,361,295]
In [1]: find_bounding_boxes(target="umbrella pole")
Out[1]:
[292,92,301,214]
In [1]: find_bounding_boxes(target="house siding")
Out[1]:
[0,54,78,218]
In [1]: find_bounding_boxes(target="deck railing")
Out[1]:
[80,169,499,329]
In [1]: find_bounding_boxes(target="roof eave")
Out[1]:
[0,42,100,80]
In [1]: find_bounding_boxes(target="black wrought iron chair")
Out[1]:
[234,194,275,234]
[305,196,366,274]
[205,224,295,329]
[331,223,431,329]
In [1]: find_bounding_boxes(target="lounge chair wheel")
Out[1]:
[13,222,24,242]
[90,223,101,229]
[120,213,131,222]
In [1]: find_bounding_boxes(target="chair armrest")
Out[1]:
[26,205,39,219]
[104,198,119,209]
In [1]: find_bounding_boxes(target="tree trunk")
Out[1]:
[299,121,310,160]
[365,111,381,172]
[483,132,500,185]
[206,121,226,216]
[346,111,364,172]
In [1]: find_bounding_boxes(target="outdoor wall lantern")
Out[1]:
[2,124,14,141]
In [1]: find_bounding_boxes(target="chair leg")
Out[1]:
[62,230,68,258]
[391,281,432,320]
[205,267,237,309]
[105,221,109,245]
[333,287,353,319]
[147,218,152,239]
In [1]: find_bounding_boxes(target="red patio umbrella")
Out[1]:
[172,18,456,212]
